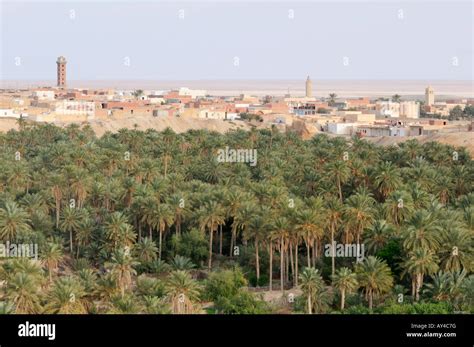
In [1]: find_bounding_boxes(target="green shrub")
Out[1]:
[170,229,208,266]
[214,291,269,314]
[204,267,247,302]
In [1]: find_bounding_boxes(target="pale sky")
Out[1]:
[1,0,473,81]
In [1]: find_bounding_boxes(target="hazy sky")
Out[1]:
[1,0,473,81]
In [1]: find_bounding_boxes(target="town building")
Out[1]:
[56,56,67,88]
[425,86,435,106]
[305,76,313,98]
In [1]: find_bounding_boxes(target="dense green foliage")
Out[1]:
[0,123,472,314]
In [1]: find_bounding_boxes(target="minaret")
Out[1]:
[56,56,67,88]
[425,86,434,106]
[305,76,312,98]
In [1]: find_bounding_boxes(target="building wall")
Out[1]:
[55,100,95,116]
[33,90,55,101]
[198,109,227,119]
[0,109,18,118]
[327,122,356,135]
[399,101,420,118]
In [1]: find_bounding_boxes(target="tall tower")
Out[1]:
[305,76,313,98]
[425,86,434,106]
[56,56,67,88]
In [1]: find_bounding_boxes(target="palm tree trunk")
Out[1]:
[331,225,336,277]
[269,243,273,291]
[69,230,73,253]
[337,176,343,202]
[219,224,223,255]
[341,289,346,310]
[149,226,152,241]
[280,238,284,292]
[159,228,163,260]
[415,273,422,301]
[306,240,311,267]
[255,238,260,285]
[295,244,299,286]
[312,240,317,267]
[229,224,236,257]
[308,296,312,314]
[289,242,295,286]
[368,290,373,310]
[55,199,60,228]
[208,227,214,271]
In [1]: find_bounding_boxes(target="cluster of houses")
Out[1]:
[0,85,472,138]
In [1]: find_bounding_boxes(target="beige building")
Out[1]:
[337,111,376,123]
[399,101,420,118]
[32,90,55,101]
[55,100,95,118]
[198,109,227,120]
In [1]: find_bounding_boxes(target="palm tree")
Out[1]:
[328,93,337,106]
[373,161,402,200]
[356,256,393,310]
[332,267,358,310]
[49,173,64,228]
[150,204,174,260]
[132,89,144,99]
[344,191,375,244]
[105,249,138,297]
[245,213,270,285]
[167,193,187,236]
[0,201,31,241]
[299,267,329,314]
[295,208,323,268]
[383,190,414,226]
[364,220,394,254]
[327,161,350,202]
[41,241,64,282]
[170,255,195,271]
[5,272,42,313]
[325,197,343,277]
[402,210,440,253]
[165,270,201,314]
[134,237,158,263]
[438,214,473,272]
[231,200,256,257]
[272,217,290,292]
[392,94,401,102]
[198,200,225,270]
[59,206,83,254]
[224,189,247,255]
[104,212,136,251]
[403,248,439,301]
[44,277,87,313]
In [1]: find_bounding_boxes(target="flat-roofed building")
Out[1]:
[327,122,356,135]
[399,101,420,118]
[32,90,55,101]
